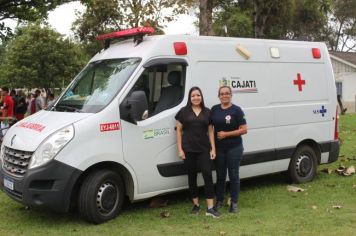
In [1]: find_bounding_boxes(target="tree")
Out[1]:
[212,3,253,37]
[0,40,6,62]
[199,0,214,35]
[288,0,330,41]
[328,0,356,51]
[249,0,295,39]
[73,0,193,56]
[0,0,73,40]
[0,23,88,94]
[211,0,330,40]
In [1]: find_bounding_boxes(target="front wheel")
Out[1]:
[288,145,318,183]
[78,170,124,224]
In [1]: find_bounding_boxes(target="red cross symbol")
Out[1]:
[293,73,305,92]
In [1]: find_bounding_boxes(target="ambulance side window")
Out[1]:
[120,63,186,123]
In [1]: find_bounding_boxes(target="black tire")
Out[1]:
[288,145,318,183]
[78,170,124,224]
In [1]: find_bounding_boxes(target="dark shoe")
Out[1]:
[191,205,200,214]
[229,202,238,213]
[214,201,224,210]
[206,207,222,218]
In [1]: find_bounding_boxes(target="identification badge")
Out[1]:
[225,115,231,124]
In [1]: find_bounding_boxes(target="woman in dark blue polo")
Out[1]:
[210,86,247,213]
[175,86,221,218]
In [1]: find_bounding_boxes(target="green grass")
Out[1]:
[1,114,355,236]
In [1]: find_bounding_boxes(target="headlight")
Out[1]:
[29,125,74,169]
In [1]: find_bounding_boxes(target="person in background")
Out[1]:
[0,87,14,136]
[26,93,32,116]
[29,93,37,115]
[35,89,44,112]
[10,89,18,119]
[46,93,56,108]
[0,92,3,140]
[210,86,247,213]
[175,86,221,218]
[15,90,27,121]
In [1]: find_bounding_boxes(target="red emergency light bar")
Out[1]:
[96,27,155,41]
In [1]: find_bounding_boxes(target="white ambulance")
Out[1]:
[0,27,339,223]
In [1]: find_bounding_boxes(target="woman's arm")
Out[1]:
[208,124,216,159]
[217,124,248,140]
[176,121,185,160]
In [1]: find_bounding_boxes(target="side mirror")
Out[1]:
[120,91,148,124]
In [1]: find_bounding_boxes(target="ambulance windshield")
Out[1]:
[53,58,141,113]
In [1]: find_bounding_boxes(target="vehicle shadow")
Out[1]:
[8,172,288,225]
[121,172,288,212]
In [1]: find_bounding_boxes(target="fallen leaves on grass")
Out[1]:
[160,210,170,218]
[226,197,231,207]
[335,165,346,174]
[326,208,333,213]
[343,166,355,176]
[335,165,355,176]
[287,186,305,192]
[321,168,333,174]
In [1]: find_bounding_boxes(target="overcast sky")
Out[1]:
[48,1,197,36]
[3,1,197,37]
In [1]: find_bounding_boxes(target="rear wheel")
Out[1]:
[288,145,317,183]
[78,170,124,224]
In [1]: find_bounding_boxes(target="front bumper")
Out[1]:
[0,160,82,212]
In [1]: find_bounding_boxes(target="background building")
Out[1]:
[330,51,356,113]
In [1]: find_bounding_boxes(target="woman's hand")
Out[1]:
[178,149,186,160]
[210,150,216,160]
[217,131,228,140]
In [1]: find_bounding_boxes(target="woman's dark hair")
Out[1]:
[186,86,206,110]
[218,86,232,97]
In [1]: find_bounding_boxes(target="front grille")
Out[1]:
[2,146,33,177]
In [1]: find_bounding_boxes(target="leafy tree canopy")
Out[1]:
[212,0,330,40]
[0,0,74,41]
[0,23,88,92]
[328,0,356,51]
[73,0,193,55]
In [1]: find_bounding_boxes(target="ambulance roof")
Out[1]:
[90,34,327,64]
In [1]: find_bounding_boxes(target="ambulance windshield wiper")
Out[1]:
[55,104,82,113]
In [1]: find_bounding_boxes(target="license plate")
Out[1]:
[4,177,14,191]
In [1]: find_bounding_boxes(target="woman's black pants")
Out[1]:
[184,151,214,199]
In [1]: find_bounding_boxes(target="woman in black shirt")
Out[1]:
[210,86,247,213]
[175,86,221,218]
